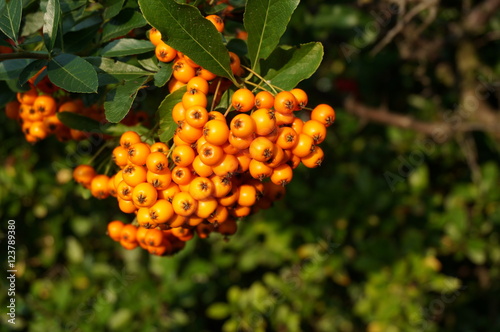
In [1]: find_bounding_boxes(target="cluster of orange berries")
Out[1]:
[4,83,149,143]
[72,71,334,256]
[148,15,244,94]
[4,86,99,143]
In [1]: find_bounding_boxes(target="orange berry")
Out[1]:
[255,91,274,109]
[250,108,276,136]
[274,91,297,115]
[232,88,254,112]
[311,104,335,127]
[205,14,224,32]
[132,182,158,208]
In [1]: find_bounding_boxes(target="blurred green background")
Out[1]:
[1,0,500,331]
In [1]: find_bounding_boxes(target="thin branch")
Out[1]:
[0,52,50,61]
[370,0,438,56]
[464,0,500,33]
[344,96,498,142]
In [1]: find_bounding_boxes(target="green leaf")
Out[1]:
[43,0,61,51]
[244,0,299,69]
[104,77,149,123]
[154,62,173,87]
[139,0,235,82]
[260,42,324,91]
[21,11,44,37]
[0,0,22,43]
[137,56,159,72]
[57,112,108,132]
[18,59,48,86]
[100,38,155,57]
[86,57,151,81]
[103,123,150,137]
[103,0,125,20]
[101,8,147,43]
[47,54,98,93]
[158,86,186,142]
[0,59,35,80]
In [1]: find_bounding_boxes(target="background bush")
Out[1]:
[1,0,499,331]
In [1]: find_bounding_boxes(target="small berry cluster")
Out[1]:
[5,81,148,144]
[5,85,97,143]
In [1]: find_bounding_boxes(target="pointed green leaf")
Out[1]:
[100,38,155,57]
[139,0,235,82]
[101,8,147,43]
[0,0,22,43]
[261,42,324,91]
[21,11,44,37]
[43,0,61,51]
[104,77,149,123]
[18,59,48,86]
[57,112,108,132]
[154,62,173,87]
[86,57,151,79]
[103,0,125,20]
[0,59,35,80]
[158,86,186,142]
[244,0,299,69]
[47,54,98,93]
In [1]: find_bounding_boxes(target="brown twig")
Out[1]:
[344,96,498,142]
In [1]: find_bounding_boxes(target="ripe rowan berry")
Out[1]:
[187,77,209,95]
[274,91,298,115]
[147,171,172,190]
[301,145,324,168]
[158,182,181,202]
[270,164,293,186]
[207,204,229,224]
[196,67,217,81]
[171,166,193,185]
[73,164,96,187]
[149,27,163,46]
[249,137,275,162]
[291,133,315,158]
[144,228,164,247]
[120,131,142,150]
[33,95,57,116]
[172,192,198,217]
[146,151,169,174]
[107,220,124,241]
[212,153,239,177]
[113,146,129,167]
[174,59,197,84]
[248,159,273,180]
[311,104,335,127]
[132,182,158,208]
[155,41,177,63]
[189,176,214,200]
[232,88,255,112]
[177,122,204,144]
[196,196,218,219]
[217,218,237,236]
[91,174,110,199]
[192,155,214,177]
[290,88,308,110]
[205,14,224,32]
[255,91,274,109]
[203,119,230,146]
[122,164,148,187]
[150,142,170,155]
[182,88,208,109]
[230,113,256,138]
[251,108,276,136]
[5,100,20,120]
[121,224,138,242]
[184,105,209,128]
[128,142,151,166]
[302,120,327,144]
